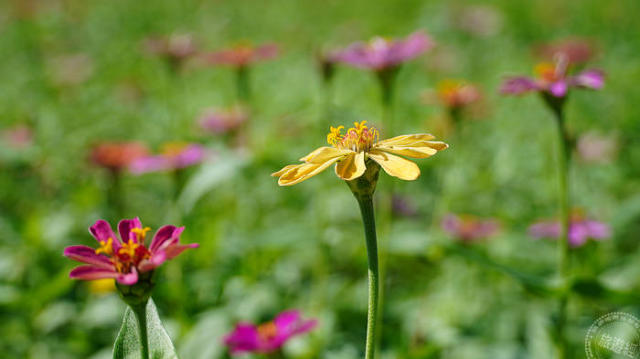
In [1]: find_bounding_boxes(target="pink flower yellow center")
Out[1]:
[95,227,152,274]
[327,121,379,152]
[162,142,188,157]
[257,322,278,341]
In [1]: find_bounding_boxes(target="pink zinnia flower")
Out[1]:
[201,43,278,68]
[442,214,499,242]
[333,31,434,71]
[64,218,198,285]
[501,56,604,98]
[224,310,317,355]
[435,79,482,109]
[129,142,206,174]
[90,142,149,172]
[528,215,610,248]
[198,106,248,135]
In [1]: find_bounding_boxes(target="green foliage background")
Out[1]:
[1,0,639,358]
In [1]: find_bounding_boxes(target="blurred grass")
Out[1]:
[1,0,640,358]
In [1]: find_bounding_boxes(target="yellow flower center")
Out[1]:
[327,121,379,152]
[534,62,558,82]
[118,239,141,258]
[161,142,188,157]
[131,227,151,242]
[95,237,114,256]
[257,321,278,341]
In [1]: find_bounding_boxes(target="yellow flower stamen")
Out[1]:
[327,121,379,152]
[95,237,114,256]
[534,62,557,81]
[131,227,151,242]
[118,239,141,258]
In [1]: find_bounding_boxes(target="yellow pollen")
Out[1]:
[131,227,151,242]
[327,121,379,152]
[118,239,141,258]
[95,237,114,256]
[257,322,278,340]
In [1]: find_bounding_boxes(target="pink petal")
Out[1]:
[116,267,139,285]
[89,220,121,250]
[149,225,179,253]
[64,245,113,270]
[69,265,118,281]
[118,217,142,243]
[164,242,199,260]
[224,324,260,354]
[500,76,540,95]
[549,80,568,97]
[138,251,167,272]
[573,69,605,89]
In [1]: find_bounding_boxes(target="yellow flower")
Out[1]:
[272,121,448,186]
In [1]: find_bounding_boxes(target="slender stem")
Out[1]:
[552,104,571,359]
[236,66,251,103]
[355,195,379,359]
[130,301,149,359]
[107,169,124,218]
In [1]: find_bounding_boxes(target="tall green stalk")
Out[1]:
[544,94,571,359]
[347,163,381,359]
[130,301,150,359]
[236,66,251,103]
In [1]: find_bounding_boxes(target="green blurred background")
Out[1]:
[1,0,639,358]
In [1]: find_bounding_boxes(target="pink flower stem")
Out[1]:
[545,94,571,359]
[107,169,124,218]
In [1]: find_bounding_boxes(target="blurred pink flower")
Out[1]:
[535,38,595,65]
[392,195,419,218]
[2,125,33,149]
[528,214,610,248]
[201,43,278,68]
[144,33,197,67]
[577,132,618,163]
[198,106,248,135]
[64,217,198,285]
[333,31,434,71]
[224,310,316,355]
[90,142,149,172]
[130,142,206,174]
[452,5,503,37]
[501,56,604,98]
[435,79,482,109]
[442,214,499,242]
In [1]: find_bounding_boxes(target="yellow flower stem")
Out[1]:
[347,162,381,359]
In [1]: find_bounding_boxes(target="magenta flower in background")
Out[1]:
[333,31,433,71]
[201,43,278,68]
[130,142,206,174]
[64,218,198,285]
[198,106,248,135]
[528,216,610,248]
[500,56,604,98]
[435,79,482,109]
[392,195,419,218]
[442,214,499,242]
[224,310,317,355]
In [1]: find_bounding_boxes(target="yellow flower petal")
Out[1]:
[334,152,366,180]
[277,157,342,186]
[299,146,353,163]
[376,134,436,146]
[271,164,299,177]
[368,150,420,180]
[375,141,448,158]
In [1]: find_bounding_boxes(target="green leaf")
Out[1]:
[113,299,178,359]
